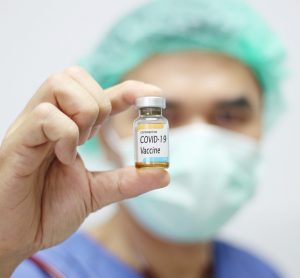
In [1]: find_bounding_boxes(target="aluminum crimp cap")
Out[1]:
[135,96,166,109]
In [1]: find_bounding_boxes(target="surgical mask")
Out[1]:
[114,123,260,242]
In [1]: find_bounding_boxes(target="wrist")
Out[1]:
[0,252,27,277]
[0,261,17,278]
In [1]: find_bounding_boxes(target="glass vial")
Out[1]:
[134,96,169,168]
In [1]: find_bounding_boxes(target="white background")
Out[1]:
[0,1,299,277]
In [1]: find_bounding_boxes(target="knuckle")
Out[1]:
[65,121,79,139]
[85,102,100,119]
[46,73,67,92]
[99,98,112,118]
[64,65,86,77]
[32,102,56,119]
[122,80,141,92]
[76,102,99,128]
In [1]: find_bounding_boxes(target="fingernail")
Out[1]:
[89,125,101,139]
[79,128,93,145]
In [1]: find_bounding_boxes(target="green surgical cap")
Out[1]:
[79,0,286,128]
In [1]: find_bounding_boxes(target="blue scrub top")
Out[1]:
[12,232,281,278]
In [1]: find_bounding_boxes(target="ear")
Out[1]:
[98,122,123,167]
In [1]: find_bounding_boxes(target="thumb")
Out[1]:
[87,167,170,211]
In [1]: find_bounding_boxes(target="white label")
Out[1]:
[135,123,169,164]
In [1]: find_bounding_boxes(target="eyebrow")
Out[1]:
[216,96,252,110]
[165,100,182,109]
[165,96,253,112]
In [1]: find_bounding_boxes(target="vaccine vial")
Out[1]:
[134,96,169,168]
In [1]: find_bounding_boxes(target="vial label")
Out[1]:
[136,123,169,164]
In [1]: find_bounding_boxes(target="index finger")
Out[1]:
[104,80,163,115]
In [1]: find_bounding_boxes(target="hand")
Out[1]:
[0,66,169,276]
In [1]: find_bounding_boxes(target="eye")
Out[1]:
[163,108,184,128]
[211,107,251,127]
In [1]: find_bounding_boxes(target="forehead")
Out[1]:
[123,51,261,107]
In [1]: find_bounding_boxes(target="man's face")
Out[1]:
[110,51,262,141]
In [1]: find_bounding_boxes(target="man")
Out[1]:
[1,0,285,277]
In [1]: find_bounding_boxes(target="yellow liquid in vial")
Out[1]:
[135,162,169,169]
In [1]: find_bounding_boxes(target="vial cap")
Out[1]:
[135,96,166,109]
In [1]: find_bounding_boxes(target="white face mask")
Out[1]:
[113,123,260,242]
